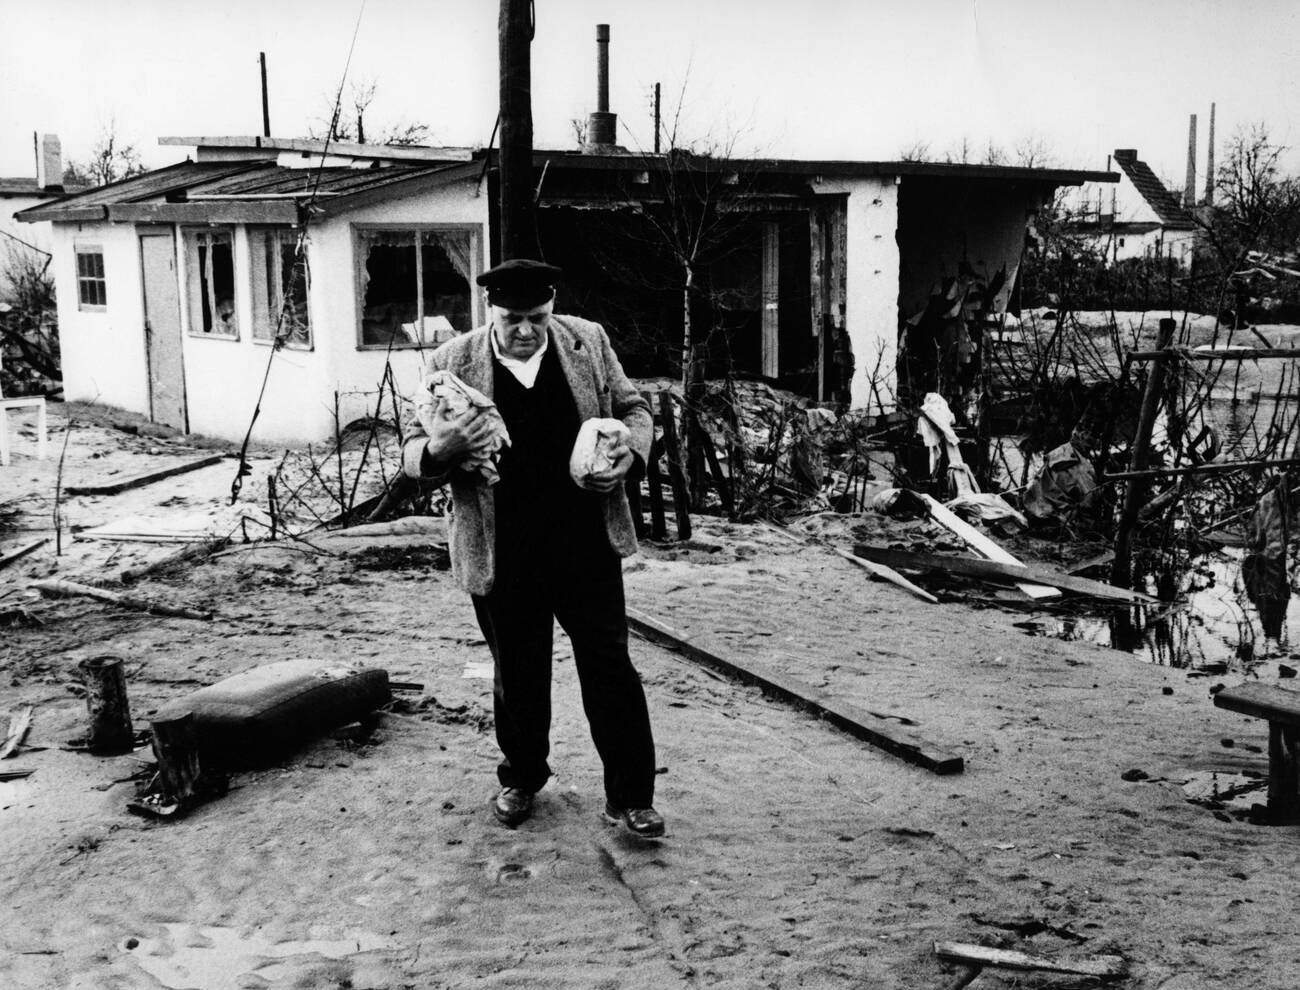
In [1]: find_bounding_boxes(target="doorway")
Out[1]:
[139,231,187,431]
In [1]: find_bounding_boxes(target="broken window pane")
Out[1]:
[357,227,477,348]
[252,228,310,347]
[185,229,237,337]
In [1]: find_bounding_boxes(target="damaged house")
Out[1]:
[16,130,1112,444]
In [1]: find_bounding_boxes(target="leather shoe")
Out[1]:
[602,802,665,838]
[491,787,534,827]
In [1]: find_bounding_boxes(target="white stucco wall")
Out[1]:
[810,175,900,412]
[48,220,151,413]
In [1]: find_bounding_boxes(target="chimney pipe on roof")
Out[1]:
[36,134,62,190]
[1204,102,1216,206]
[585,24,617,149]
[1183,113,1197,209]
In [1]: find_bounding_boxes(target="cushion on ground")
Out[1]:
[153,659,391,767]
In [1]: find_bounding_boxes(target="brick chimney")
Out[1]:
[1183,114,1197,208]
[584,24,618,149]
[35,133,63,189]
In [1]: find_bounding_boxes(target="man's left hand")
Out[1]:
[580,443,634,493]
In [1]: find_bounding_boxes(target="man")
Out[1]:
[402,259,665,839]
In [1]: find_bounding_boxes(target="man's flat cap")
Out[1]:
[476,259,563,309]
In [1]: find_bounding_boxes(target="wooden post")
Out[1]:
[645,438,668,540]
[149,712,203,808]
[696,422,735,518]
[1268,724,1300,824]
[498,0,539,260]
[259,52,271,138]
[79,656,135,754]
[1112,317,1177,587]
[657,392,692,540]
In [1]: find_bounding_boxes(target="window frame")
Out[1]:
[182,225,240,341]
[249,225,313,351]
[74,243,107,312]
[351,223,483,352]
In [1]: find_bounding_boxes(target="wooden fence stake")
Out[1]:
[657,392,692,540]
[79,656,135,755]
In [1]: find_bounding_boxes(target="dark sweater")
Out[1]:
[491,347,608,575]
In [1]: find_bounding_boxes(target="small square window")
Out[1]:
[252,227,311,348]
[356,226,478,349]
[75,245,107,310]
[184,228,238,338]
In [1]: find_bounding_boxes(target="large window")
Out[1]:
[75,245,107,310]
[184,228,238,338]
[252,227,311,348]
[356,226,478,349]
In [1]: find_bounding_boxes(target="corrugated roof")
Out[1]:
[1112,152,1196,229]
[16,160,479,223]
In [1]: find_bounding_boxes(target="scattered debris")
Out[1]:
[1,705,34,760]
[30,578,213,620]
[0,537,47,571]
[933,940,1128,981]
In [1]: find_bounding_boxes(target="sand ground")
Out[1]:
[1,404,1297,990]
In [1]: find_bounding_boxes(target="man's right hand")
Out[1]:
[424,404,496,466]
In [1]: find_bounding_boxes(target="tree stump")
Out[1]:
[79,655,135,754]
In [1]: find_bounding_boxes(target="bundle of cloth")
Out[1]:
[569,418,631,487]
[415,370,511,484]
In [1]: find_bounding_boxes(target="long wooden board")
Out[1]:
[934,941,1128,978]
[626,607,964,775]
[853,545,1158,605]
[1214,682,1300,728]
[920,494,1060,600]
[65,454,228,496]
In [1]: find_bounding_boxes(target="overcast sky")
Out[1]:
[2,0,1297,187]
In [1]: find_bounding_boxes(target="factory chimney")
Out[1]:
[1183,113,1197,209]
[1203,102,1216,206]
[585,24,618,149]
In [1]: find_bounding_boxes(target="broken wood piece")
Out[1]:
[0,538,48,571]
[657,393,692,540]
[919,494,1059,599]
[933,941,1128,979]
[64,453,227,496]
[119,537,229,584]
[30,578,213,620]
[626,607,964,774]
[829,547,940,604]
[0,767,35,781]
[853,545,1158,605]
[128,712,228,819]
[0,705,34,760]
[80,656,136,755]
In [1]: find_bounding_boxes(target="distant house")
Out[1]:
[2,134,86,288]
[1068,147,1198,265]
[18,134,1112,443]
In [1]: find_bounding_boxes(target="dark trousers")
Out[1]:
[471,550,657,808]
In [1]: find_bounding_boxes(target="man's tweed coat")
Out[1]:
[401,314,653,596]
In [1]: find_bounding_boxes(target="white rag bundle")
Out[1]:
[416,370,511,484]
[569,418,631,486]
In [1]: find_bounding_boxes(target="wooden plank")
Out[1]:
[0,706,34,760]
[830,547,940,604]
[644,438,668,540]
[761,220,780,378]
[919,494,1059,600]
[853,545,1158,605]
[695,423,734,518]
[1128,347,1300,362]
[1213,682,1300,728]
[656,393,692,540]
[65,454,228,496]
[0,538,47,571]
[30,578,214,620]
[626,607,964,775]
[934,942,1128,978]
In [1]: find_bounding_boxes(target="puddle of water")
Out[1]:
[120,923,398,990]
[1181,770,1268,816]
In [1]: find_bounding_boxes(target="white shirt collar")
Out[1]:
[489,323,549,389]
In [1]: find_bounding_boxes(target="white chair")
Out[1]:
[0,355,49,467]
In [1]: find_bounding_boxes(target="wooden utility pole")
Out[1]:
[259,52,271,138]
[498,0,539,260]
[1112,317,1177,586]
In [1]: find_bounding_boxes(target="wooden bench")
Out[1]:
[1214,681,1300,823]
[0,395,49,467]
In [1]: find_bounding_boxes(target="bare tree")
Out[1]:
[898,139,932,162]
[308,77,432,146]
[63,119,146,187]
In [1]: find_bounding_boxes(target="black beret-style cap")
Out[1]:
[476,258,563,309]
